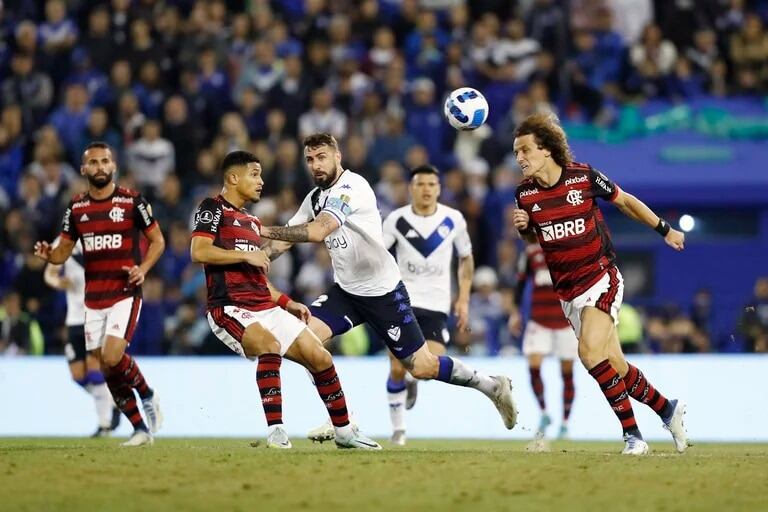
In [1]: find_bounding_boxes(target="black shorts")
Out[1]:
[64,325,86,363]
[413,308,449,345]
[310,281,426,359]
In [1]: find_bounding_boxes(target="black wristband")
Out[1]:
[655,218,670,237]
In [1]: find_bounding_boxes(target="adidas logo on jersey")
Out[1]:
[405,229,419,238]
[532,204,541,212]
[233,219,241,226]
[80,213,90,221]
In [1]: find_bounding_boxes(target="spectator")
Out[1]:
[468,266,508,355]
[729,14,768,93]
[0,126,24,202]
[628,23,678,97]
[0,291,45,356]
[77,108,123,162]
[740,276,768,353]
[48,83,91,162]
[162,95,202,180]
[80,6,115,72]
[298,87,348,140]
[2,52,54,131]
[126,119,175,196]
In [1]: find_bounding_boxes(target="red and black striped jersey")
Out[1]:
[191,195,274,311]
[515,162,620,301]
[516,244,570,329]
[59,186,158,309]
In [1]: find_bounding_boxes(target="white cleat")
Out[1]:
[335,425,382,450]
[490,375,518,429]
[266,426,292,449]
[390,429,406,446]
[663,399,689,453]
[141,392,163,434]
[121,430,153,447]
[622,434,649,455]
[307,418,336,443]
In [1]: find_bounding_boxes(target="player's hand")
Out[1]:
[285,300,311,324]
[122,265,146,286]
[259,226,272,239]
[507,307,522,337]
[245,250,270,272]
[34,240,52,261]
[665,229,685,251]
[512,209,530,233]
[454,298,470,332]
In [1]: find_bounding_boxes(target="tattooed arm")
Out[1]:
[261,239,294,261]
[260,212,340,243]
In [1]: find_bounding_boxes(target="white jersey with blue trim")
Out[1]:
[289,170,401,296]
[382,203,472,315]
[56,236,86,326]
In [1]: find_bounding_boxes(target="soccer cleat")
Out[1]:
[90,426,112,438]
[307,418,336,443]
[391,429,406,446]
[490,375,518,429]
[557,424,569,440]
[266,426,292,449]
[110,406,122,431]
[621,434,649,455]
[141,392,163,434]
[405,378,418,410]
[121,429,153,447]
[537,412,552,435]
[663,399,689,453]
[335,425,382,450]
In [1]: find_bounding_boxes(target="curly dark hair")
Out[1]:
[303,132,339,152]
[514,113,573,168]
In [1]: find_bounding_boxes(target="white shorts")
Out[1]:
[84,296,142,351]
[207,305,307,359]
[560,266,624,336]
[522,320,579,359]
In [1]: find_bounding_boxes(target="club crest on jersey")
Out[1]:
[566,190,584,206]
[109,207,125,223]
[437,224,451,238]
[387,325,401,341]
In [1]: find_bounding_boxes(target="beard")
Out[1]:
[313,169,339,189]
[86,172,113,189]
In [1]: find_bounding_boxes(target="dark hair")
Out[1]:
[410,164,439,180]
[514,113,573,168]
[220,150,260,174]
[303,132,339,152]
[82,141,114,162]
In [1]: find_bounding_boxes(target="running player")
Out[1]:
[380,165,474,445]
[44,237,120,437]
[508,242,577,441]
[511,113,688,455]
[190,150,380,449]
[34,141,164,447]
[260,133,517,439]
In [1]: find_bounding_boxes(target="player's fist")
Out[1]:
[507,307,522,337]
[246,250,270,272]
[122,265,146,286]
[286,300,311,324]
[511,209,530,233]
[454,298,470,332]
[34,240,52,261]
[665,229,685,251]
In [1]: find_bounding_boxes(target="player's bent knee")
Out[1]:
[305,347,333,373]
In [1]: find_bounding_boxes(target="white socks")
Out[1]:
[449,358,498,397]
[388,389,407,432]
[88,383,113,429]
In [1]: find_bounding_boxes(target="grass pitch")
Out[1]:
[1,438,765,512]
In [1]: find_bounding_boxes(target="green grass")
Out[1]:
[1,438,766,512]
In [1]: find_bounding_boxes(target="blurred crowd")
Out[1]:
[2,0,767,357]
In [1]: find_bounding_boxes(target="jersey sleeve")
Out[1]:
[134,194,158,232]
[453,214,473,258]
[59,200,80,241]
[381,211,397,250]
[590,167,620,202]
[191,198,224,239]
[287,191,315,226]
[320,183,358,226]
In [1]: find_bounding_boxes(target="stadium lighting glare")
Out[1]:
[679,214,695,232]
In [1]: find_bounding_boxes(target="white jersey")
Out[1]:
[289,170,401,296]
[57,237,86,326]
[382,203,472,315]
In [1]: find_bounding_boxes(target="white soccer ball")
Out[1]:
[443,87,489,130]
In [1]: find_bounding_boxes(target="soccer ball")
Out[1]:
[443,87,489,130]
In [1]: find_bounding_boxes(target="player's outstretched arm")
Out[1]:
[454,254,474,332]
[612,189,685,251]
[260,212,340,243]
[190,236,270,271]
[34,237,75,264]
[261,239,294,261]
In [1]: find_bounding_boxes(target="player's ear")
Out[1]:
[80,164,86,176]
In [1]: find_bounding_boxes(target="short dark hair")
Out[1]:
[514,113,573,168]
[82,141,114,162]
[410,164,439,180]
[220,150,260,175]
[303,132,339,152]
